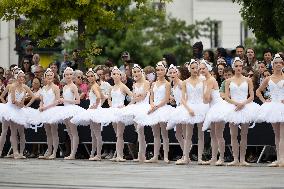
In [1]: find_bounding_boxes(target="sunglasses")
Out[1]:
[77,76,82,79]
[248,74,254,77]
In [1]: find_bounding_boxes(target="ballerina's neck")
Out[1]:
[204,73,211,80]
[234,72,243,78]
[190,75,198,79]
[157,77,166,82]
[273,70,283,76]
[66,80,73,85]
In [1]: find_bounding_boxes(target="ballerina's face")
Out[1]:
[86,72,95,83]
[199,63,208,76]
[132,67,142,81]
[44,71,54,84]
[111,69,121,82]
[190,63,199,76]
[233,60,243,74]
[156,65,166,78]
[273,57,284,71]
[64,70,73,83]
[168,68,178,80]
[17,72,26,84]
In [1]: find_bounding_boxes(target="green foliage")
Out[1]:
[0,0,155,47]
[244,37,284,59]
[88,9,212,66]
[233,0,284,42]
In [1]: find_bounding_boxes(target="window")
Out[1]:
[210,21,222,48]
[240,21,248,45]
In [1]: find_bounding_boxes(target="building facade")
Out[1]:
[0,20,18,69]
[166,0,253,49]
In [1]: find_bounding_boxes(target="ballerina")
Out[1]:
[55,67,86,160]
[166,64,185,162]
[135,61,172,163]
[0,68,35,159]
[37,68,61,160]
[225,57,260,166]
[71,68,105,161]
[120,64,150,162]
[256,54,284,167]
[201,60,230,166]
[169,62,209,165]
[101,67,133,162]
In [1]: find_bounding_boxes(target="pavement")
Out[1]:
[0,159,284,189]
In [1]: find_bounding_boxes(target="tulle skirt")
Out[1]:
[22,107,41,126]
[1,103,28,127]
[167,103,209,130]
[225,102,260,124]
[120,102,151,126]
[256,102,284,123]
[54,104,86,123]
[0,103,6,123]
[71,107,118,126]
[38,106,66,124]
[202,101,230,131]
[135,105,174,126]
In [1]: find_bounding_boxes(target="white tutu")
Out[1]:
[167,103,209,130]
[135,105,173,126]
[225,102,260,124]
[256,102,284,123]
[39,106,66,124]
[71,107,117,126]
[202,101,230,131]
[0,103,6,123]
[120,103,151,126]
[1,103,28,127]
[54,104,86,123]
[22,107,41,126]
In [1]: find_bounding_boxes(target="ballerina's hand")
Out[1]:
[235,103,245,111]
[89,104,97,109]
[58,98,64,104]
[187,108,195,116]
[148,106,157,114]
[39,107,45,112]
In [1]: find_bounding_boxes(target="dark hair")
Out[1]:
[0,66,4,73]
[217,47,227,58]
[9,64,17,71]
[178,66,190,81]
[103,68,111,75]
[236,45,245,50]
[21,58,32,73]
[258,61,266,66]
[193,41,203,51]
[263,48,273,56]
[204,50,215,63]
[163,54,177,66]
[224,67,233,73]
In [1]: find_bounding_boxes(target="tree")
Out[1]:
[0,0,172,69]
[233,0,284,44]
[70,8,212,67]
